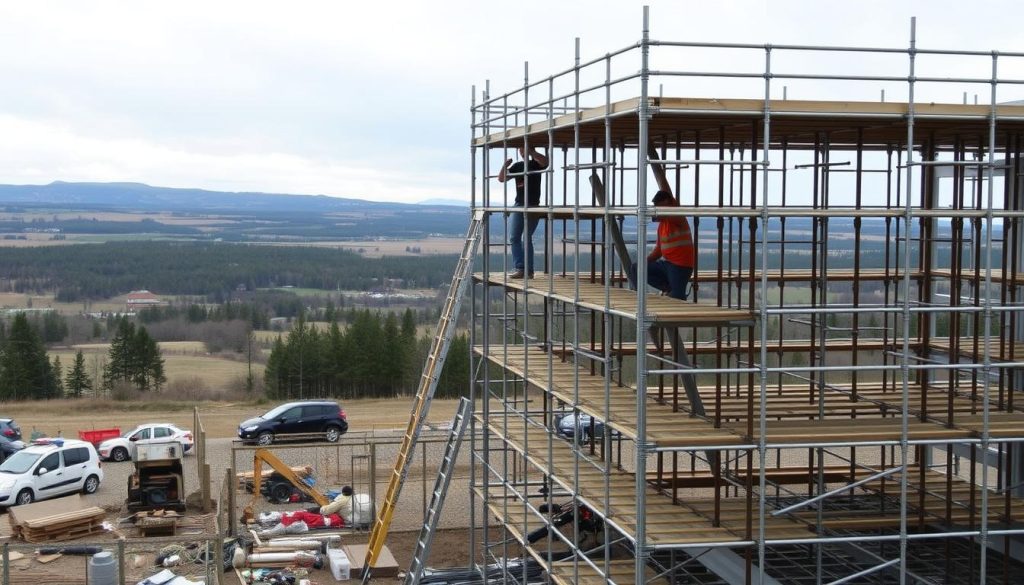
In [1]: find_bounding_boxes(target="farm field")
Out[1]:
[49,341,261,391]
[250,237,464,257]
[0,291,130,313]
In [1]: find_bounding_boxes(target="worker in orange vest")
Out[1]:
[630,145,695,300]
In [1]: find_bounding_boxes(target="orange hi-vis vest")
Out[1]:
[657,217,695,268]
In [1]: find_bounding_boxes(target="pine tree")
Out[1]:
[103,319,164,392]
[104,318,136,390]
[264,336,287,399]
[52,356,65,397]
[400,309,419,390]
[66,350,92,398]
[131,326,165,392]
[0,313,57,400]
[383,312,403,392]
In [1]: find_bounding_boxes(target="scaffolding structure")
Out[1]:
[468,8,1024,584]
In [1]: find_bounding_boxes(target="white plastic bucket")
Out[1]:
[327,548,350,581]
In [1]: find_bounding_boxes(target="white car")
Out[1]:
[98,423,194,462]
[0,439,104,506]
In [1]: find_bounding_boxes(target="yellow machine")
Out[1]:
[243,448,328,522]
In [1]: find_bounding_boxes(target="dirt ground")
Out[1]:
[0,397,476,583]
[1,398,462,439]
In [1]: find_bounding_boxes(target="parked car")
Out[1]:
[97,423,194,462]
[238,401,348,446]
[555,412,618,444]
[0,438,103,506]
[0,419,22,442]
[0,435,25,463]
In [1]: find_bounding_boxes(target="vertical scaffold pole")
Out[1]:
[634,6,651,585]
[757,43,772,585]
[899,16,917,585]
[979,47,999,584]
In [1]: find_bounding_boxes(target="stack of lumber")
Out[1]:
[8,495,106,543]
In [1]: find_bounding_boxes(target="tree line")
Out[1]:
[264,308,469,401]
[0,241,460,302]
[0,313,165,401]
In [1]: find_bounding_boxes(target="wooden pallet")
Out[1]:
[15,506,106,543]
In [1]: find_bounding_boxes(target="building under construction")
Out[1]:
[466,9,1024,585]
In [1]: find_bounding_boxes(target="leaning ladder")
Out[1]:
[404,397,472,585]
[361,211,484,582]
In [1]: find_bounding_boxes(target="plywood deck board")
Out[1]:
[474,272,755,325]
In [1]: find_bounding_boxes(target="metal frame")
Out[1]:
[469,7,1024,585]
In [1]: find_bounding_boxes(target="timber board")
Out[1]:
[477,344,742,447]
[475,205,1024,219]
[929,337,1024,363]
[474,272,755,325]
[481,413,745,545]
[473,96,1024,149]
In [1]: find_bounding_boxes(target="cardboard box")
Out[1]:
[342,544,399,579]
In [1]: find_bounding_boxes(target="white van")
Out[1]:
[0,439,104,506]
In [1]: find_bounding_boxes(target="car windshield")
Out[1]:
[0,451,40,474]
[261,404,294,420]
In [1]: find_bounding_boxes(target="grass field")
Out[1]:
[49,342,262,390]
[0,292,128,313]
[253,237,463,257]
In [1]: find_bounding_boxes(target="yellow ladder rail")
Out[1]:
[361,211,484,582]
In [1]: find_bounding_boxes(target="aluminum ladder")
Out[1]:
[361,210,484,582]
[404,397,472,585]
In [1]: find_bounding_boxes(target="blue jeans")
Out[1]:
[629,260,693,300]
[510,211,540,271]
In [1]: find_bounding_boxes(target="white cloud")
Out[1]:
[0,115,462,203]
[0,0,1021,203]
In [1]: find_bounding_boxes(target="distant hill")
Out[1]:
[0,181,472,239]
[0,181,454,214]
[417,198,468,207]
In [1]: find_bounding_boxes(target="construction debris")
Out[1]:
[344,543,398,579]
[135,568,205,585]
[134,510,183,537]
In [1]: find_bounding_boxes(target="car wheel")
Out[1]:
[111,447,130,462]
[269,482,292,504]
[15,489,32,506]
[256,432,274,446]
[83,474,100,495]
[325,426,342,443]
[576,429,591,445]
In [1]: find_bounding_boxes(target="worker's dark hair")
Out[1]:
[652,190,674,205]
[342,485,353,496]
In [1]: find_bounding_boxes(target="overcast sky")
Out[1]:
[1,0,1022,204]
